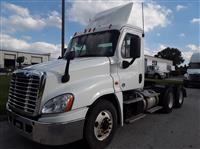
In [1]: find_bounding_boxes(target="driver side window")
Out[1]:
[121,33,141,59]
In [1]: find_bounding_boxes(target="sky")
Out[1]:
[0,0,199,64]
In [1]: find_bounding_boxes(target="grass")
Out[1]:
[145,78,183,86]
[0,75,11,115]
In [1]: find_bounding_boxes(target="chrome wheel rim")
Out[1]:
[94,110,113,141]
[168,93,173,108]
[179,91,183,104]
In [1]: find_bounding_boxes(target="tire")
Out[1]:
[84,100,118,149]
[183,80,188,88]
[154,74,160,79]
[162,87,174,113]
[174,87,184,108]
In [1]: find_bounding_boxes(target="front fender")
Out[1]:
[70,74,115,109]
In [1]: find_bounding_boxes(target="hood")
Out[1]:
[25,57,109,75]
[187,68,200,74]
[24,57,111,108]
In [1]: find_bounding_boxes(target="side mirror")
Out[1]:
[61,50,75,83]
[63,48,67,55]
[122,61,130,69]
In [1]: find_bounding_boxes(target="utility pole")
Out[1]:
[61,0,65,57]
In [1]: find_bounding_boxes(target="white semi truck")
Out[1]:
[6,3,186,149]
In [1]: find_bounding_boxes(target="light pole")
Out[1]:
[61,0,65,57]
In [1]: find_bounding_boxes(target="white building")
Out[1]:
[144,55,175,74]
[0,50,50,69]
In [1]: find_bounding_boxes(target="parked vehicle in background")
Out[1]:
[144,55,174,78]
[184,52,200,87]
[145,65,166,79]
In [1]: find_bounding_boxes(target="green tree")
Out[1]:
[16,56,25,69]
[154,47,184,68]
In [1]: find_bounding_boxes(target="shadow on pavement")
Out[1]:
[21,138,88,149]
[185,86,200,89]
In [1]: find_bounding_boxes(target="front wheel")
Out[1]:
[84,100,118,149]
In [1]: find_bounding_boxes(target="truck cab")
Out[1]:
[6,3,186,149]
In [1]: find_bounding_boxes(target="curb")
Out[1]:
[0,115,7,121]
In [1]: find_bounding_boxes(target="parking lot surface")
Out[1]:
[0,88,199,149]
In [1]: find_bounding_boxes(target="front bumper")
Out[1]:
[7,108,85,145]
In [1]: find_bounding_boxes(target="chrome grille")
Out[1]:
[8,70,46,117]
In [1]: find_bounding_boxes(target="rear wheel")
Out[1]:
[84,100,118,149]
[174,87,184,108]
[162,87,174,113]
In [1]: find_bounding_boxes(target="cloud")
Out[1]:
[182,51,193,62]
[182,44,200,63]
[46,11,62,29]
[191,18,200,24]
[156,33,160,36]
[2,15,46,31]
[21,35,32,41]
[2,2,30,17]
[158,44,167,51]
[0,34,61,58]
[144,48,152,55]
[187,44,200,51]
[1,2,61,32]
[176,5,187,11]
[144,44,166,56]
[179,33,185,37]
[68,0,171,32]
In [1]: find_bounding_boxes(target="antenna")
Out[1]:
[61,0,65,57]
[142,2,145,37]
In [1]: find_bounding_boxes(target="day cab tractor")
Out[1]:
[6,3,186,149]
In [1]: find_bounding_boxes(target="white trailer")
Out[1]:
[145,55,174,78]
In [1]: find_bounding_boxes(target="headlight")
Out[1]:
[42,94,74,114]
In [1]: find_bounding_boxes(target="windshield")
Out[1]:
[64,30,120,58]
[189,63,200,69]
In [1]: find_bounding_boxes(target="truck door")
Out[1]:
[117,30,144,91]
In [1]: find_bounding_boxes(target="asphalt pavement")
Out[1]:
[0,88,199,149]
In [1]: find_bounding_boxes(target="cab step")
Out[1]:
[146,106,163,113]
[125,113,146,124]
